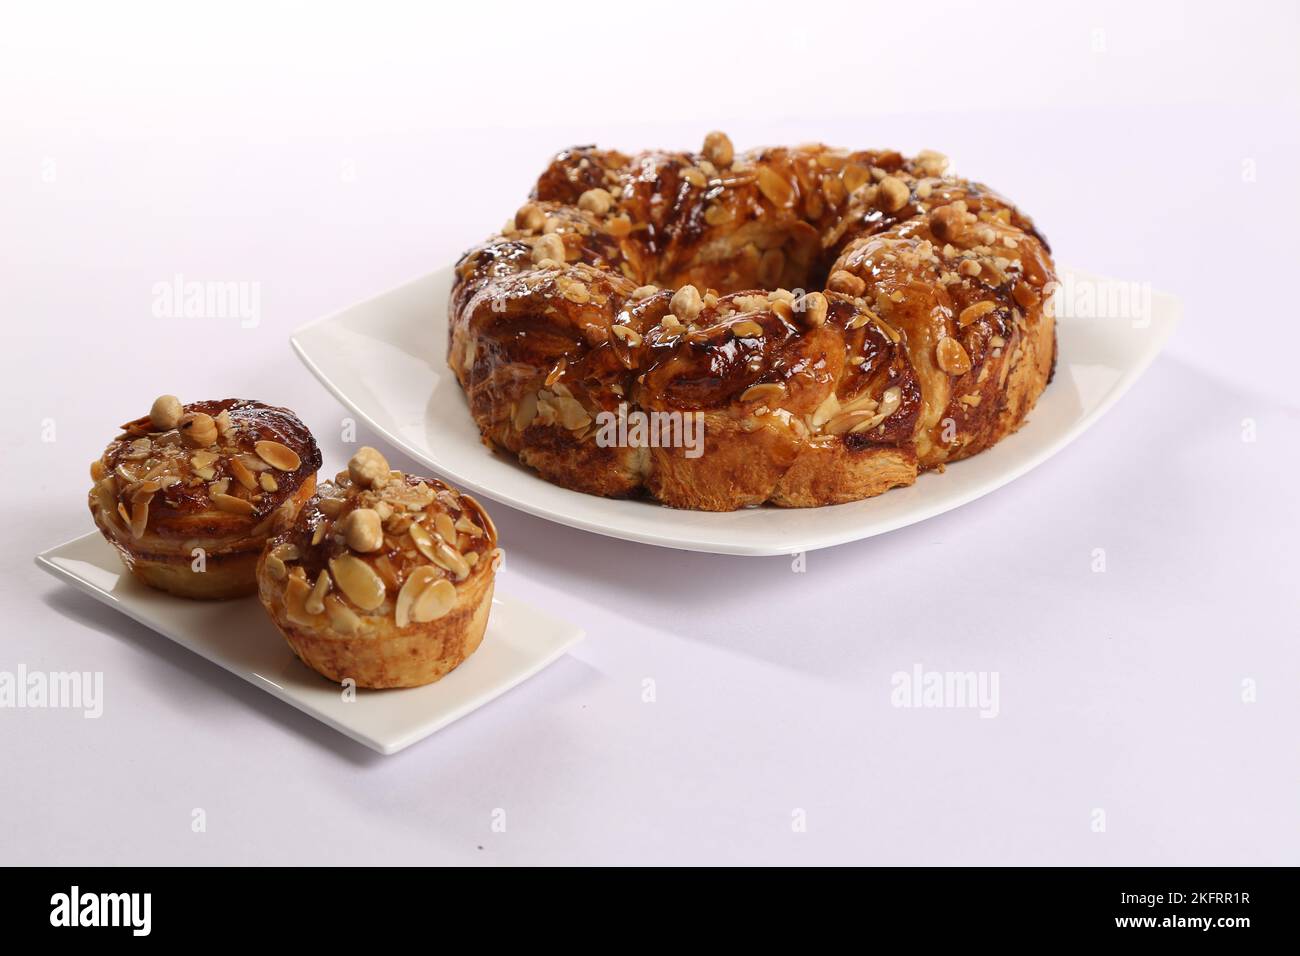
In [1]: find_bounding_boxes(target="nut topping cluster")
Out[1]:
[90,396,317,540]
[265,447,500,632]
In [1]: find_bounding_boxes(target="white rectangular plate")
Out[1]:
[292,266,1179,556]
[36,532,584,755]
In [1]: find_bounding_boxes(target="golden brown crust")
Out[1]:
[88,398,322,598]
[256,448,501,689]
[449,136,1057,511]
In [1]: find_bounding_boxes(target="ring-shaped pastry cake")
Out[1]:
[449,133,1056,511]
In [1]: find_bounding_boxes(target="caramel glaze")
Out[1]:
[101,399,321,538]
[274,473,496,589]
[449,141,1057,509]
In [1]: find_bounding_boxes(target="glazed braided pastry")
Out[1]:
[449,133,1056,511]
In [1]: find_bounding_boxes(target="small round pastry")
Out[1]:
[256,446,502,689]
[88,396,322,599]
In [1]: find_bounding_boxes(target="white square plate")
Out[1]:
[292,266,1179,556]
[36,532,584,755]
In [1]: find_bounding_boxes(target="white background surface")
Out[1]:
[2,0,1297,865]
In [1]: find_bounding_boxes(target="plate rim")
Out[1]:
[35,531,585,755]
[291,267,1180,557]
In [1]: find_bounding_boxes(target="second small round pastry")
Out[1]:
[256,447,502,689]
[88,396,322,599]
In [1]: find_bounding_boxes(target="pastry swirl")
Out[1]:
[449,134,1056,511]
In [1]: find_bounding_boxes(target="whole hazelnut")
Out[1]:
[348,446,390,488]
[149,394,183,430]
[702,131,734,169]
[342,508,384,553]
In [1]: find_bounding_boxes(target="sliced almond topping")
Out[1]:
[395,567,439,628]
[211,493,254,516]
[936,337,973,375]
[454,514,483,537]
[958,300,999,327]
[123,437,151,461]
[324,594,361,634]
[845,304,882,331]
[461,495,496,543]
[254,440,301,472]
[849,386,903,433]
[259,472,278,492]
[610,324,643,347]
[264,553,286,580]
[756,166,794,207]
[824,409,876,435]
[413,578,457,623]
[328,554,386,611]
[284,576,319,626]
[129,497,151,538]
[407,522,439,563]
[129,476,159,497]
[513,391,539,431]
[433,512,457,542]
[740,382,786,404]
[432,540,470,580]
[228,455,258,490]
[874,317,901,344]
[553,395,591,431]
[545,357,567,388]
[271,542,300,561]
[304,570,331,615]
[811,393,841,429]
[371,554,400,592]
